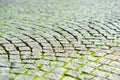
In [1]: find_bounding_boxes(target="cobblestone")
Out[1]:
[108,74,120,80]
[105,55,119,60]
[50,61,64,67]
[0,0,120,79]
[44,73,62,80]
[52,67,66,75]
[109,61,120,67]
[36,60,50,65]
[94,51,107,57]
[27,70,44,76]
[41,65,55,72]
[66,70,79,77]
[112,67,120,75]
[62,76,76,80]
[92,77,107,80]
[86,61,101,68]
[0,73,14,80]
[3,44,16,51]
[99,65,114,72]
[79,66,94,73]
[92,69,111,78]
[78,74,94,80]
[65,62,80,70]
[98,58,111,65]
[11,68,26,74]
[15,75,33,80]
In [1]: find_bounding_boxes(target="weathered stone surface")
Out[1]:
[44,73,62,80]
[92,70,110,78]
[15,75,33,80]
[0,0,120,80]
[62,76,76,80]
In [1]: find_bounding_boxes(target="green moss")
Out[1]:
[63,62,68,67]
[104,42,107,46]
[80,71,89,75]
[23,69,29,75]
[35,64,43,71]
[96,45,98,48]
[14,73,19,79]
[32,76,39,80]
[91,51,95,56]
[60,69,69,80]
[75,65,83,71]
[40,52,44,59]
[40,72,50,78]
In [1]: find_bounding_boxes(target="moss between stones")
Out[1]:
[35,64,43,71]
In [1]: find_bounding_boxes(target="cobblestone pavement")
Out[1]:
[0,0,120,80]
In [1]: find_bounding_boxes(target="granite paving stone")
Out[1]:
[0,0,120,79]
[62,76,76,80]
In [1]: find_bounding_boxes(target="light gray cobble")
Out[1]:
[0,0,120,80]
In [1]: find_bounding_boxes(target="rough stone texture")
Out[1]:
[62,76,76,80]
[0,0,120,80]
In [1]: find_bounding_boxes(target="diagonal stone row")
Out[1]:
[0,0,120,80]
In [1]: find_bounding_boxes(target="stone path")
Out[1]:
[0,0,120,80]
